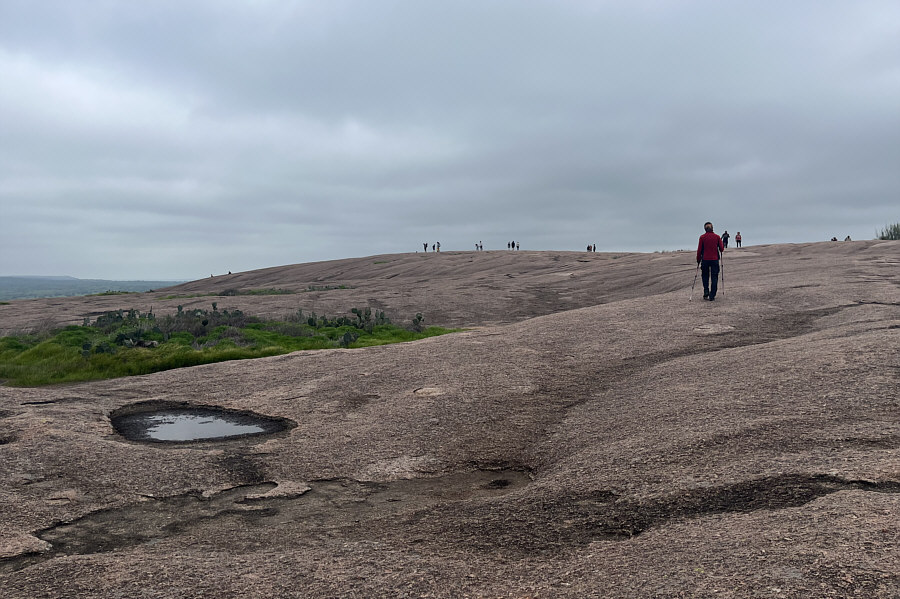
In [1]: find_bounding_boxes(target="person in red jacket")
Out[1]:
[696,222,724,301]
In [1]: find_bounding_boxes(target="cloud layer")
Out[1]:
[2,0,898,278]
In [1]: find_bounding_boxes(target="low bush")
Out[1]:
[0,306,454,386]
[876,222,900,240]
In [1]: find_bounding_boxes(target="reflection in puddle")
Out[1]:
[144,412,267,441]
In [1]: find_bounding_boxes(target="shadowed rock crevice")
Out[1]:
[422,474,900,554]
[4,473,897,574]
[20,396,90,406]
[660,432,900,464]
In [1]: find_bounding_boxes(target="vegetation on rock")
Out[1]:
[876,222,900,240]
[0,306,454,386]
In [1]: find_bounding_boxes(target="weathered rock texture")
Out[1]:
[1,240,898,598]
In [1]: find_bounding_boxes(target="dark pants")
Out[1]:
[701,259,720,298]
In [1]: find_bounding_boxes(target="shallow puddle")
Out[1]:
[110,402,294,443]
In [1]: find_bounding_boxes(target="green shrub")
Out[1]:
[876,222,900,240]
[0,306,457,386]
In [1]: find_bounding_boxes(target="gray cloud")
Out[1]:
[1,0,898,279]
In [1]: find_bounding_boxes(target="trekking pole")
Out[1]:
[689,261,701,301]
[719,249,725,297]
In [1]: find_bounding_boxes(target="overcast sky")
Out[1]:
[1,0,898,280]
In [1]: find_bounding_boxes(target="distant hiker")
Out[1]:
[516,242,519,250]
[697,222,724,301]
[437,241,441,252]
[432,244,435,251]
[722,231,730,248]
[424,242,428,252]
[479,241,483,251]
[831,237,838,241]
[592,244,596,252]
[587,244,592,252]
[735,232,742,248]
[844,235,852,241]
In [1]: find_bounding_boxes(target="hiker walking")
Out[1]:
[722,231,730,248]
[696,222,724,301]
[735,232,742,248]
[424,242,428,252]
[436,241,441,252]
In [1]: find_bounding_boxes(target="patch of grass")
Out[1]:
[88,290,137,296]
[0,306,457,386]
[0,302,9,305]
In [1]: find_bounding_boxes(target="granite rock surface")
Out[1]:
[1,241,898,598]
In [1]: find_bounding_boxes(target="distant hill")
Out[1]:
[0,276,185,301]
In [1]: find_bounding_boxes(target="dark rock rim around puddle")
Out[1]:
[109,400,296,444]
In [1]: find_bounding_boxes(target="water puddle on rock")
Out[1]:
[142,411,266,441]
[110,402,294,443]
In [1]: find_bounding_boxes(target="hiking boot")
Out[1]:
[703,291,709,299]
[708,296,715,301]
